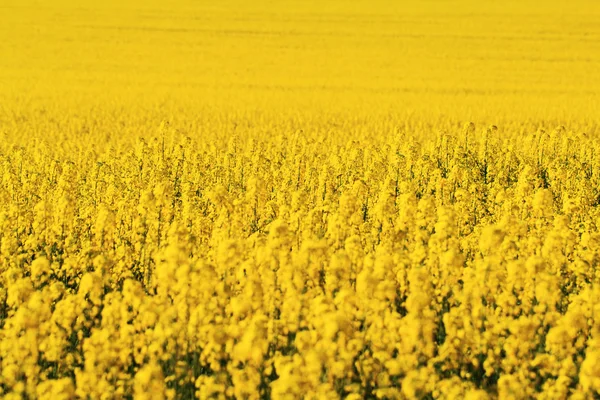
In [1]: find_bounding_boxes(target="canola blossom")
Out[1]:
[1,0,600,399]
[2,123,600,399]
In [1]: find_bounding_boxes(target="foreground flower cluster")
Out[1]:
[1,122,600,399]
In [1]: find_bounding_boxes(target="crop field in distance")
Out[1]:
[1,0,600,398]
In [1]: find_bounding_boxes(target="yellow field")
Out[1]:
[1,0,600,398]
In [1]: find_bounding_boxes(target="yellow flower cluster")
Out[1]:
[1,120,599,399]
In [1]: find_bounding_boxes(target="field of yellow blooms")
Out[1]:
[2,0,600,398]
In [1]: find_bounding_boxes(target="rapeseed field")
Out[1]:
[1,0,600,398]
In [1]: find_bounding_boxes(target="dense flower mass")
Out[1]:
[1,121,600,399]
[2,0,600,398]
